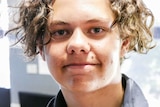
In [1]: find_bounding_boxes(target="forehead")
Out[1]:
[53,0,110,5]
[53,0,110,6]
[48,0,114,24]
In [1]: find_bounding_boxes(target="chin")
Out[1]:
[68,80,102,93]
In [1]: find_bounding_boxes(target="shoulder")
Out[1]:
[122,74,149,107]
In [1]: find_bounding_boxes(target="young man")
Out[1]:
[7,0,155,107]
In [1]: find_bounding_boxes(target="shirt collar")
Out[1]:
[122,74,148,107]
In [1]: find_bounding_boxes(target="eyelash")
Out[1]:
[89,27,105,34]
[50,29,70,40]
[51,29,68,36]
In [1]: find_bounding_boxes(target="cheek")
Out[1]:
[43,44,65,73]
[96,39,121,66]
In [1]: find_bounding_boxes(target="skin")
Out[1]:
[39,0,130,107]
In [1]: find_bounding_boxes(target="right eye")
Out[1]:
[50,29,70,40]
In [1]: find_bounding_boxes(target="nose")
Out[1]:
[67,28,90,54]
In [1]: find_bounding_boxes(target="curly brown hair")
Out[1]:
[6,0,155,60]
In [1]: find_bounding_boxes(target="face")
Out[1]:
[40,0,128,92]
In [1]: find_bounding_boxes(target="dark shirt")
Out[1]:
[46,74,148,107]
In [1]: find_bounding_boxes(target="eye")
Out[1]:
[90,27,104,34]
[87,26,111,38]
[50,29,70,40]
[52,30,67,36]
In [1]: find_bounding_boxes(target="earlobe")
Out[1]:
[120,38,130,57]
[38,45,46,61]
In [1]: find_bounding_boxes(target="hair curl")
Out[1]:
[6,0,155,60]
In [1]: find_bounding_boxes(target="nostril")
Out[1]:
[69,49,86,54]
[71,50,75,54]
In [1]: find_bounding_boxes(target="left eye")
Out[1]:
[90,27,104,34]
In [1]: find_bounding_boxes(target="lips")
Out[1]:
[63,62,100,74]
[63,62,99,68]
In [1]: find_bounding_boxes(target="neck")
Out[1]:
[62,83,124,107]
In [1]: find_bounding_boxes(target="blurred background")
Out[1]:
[0,0,160,107]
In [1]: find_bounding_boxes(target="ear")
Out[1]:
[37,45,46,61]
[120,38,130,57]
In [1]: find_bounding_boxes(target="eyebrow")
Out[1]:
[49,20,70,27]
[48,18,114,28]
[85,18,111,24]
